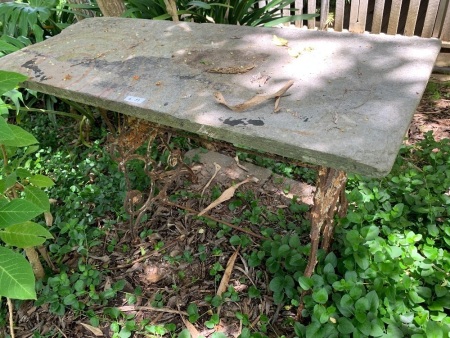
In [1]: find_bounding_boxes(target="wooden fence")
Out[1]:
[277,0,450,46]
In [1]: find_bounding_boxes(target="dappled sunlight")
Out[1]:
[0,17,440,180]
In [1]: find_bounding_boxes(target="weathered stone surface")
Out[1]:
[0,17,440,177]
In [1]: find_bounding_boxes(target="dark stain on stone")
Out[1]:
[178,75,196,80]
[223,118,264,126]
[164,102,168,106]
[22,58,49,81]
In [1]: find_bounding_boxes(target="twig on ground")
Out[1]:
[118,305,188,315]
[163,200,265,240]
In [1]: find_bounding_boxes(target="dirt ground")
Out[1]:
[8,76,450,338]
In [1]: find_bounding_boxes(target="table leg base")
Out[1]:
[297,166,347,320]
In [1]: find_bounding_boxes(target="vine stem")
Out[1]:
[7,297,15,338]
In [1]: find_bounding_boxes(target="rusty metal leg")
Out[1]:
[297,166,347,320]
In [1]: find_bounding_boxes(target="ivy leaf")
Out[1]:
[354,249,369,270]
[324,252,337,267]
[370,319,384,337]
[361,225,380,240]
[366,290,380,313]
[339,294,354,317]
[354,297,369,323]
[337,317,355,334]
[298,276,314,291]
[426,322,444,338]
[312,288,328,304]
[409,290,425,304]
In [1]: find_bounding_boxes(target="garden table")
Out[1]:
[0,17,440,279]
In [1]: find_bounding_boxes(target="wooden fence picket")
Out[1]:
[422,0,441,37]
[404,0,422,36]
[262,0,449,45]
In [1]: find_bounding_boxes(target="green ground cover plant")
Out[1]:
[0,2,449,337]
[10,110,450,337]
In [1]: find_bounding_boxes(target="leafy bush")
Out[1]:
[0,70,53,300]
[125,0,317,26]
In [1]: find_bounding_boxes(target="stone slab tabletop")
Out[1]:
[0,17,441,177]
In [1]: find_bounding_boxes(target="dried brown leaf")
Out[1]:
[79,322,103,336]
[217,246,240,297]
[44,212,53,227]
[181,316,201,338]
[214,80,294,112]
[198,177,257,216]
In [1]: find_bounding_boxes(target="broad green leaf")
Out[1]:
[298,276,314,291]
[0,246,36,299]
[0,221,52,247]
[211,333,227,338]
[312,288,328,304]
[0,117,14,142]
[386,324,404,337]
[0,70,27,94]
[229,235,241,246]
[288,233,301,248]
[339,294,354,317]
[0,40,19,52]
[337,317,355,334]
[357,320,372,336]
[269,276,284,293]
[23,186,50,211]
[361,225,380,240]
[409,290,425,303]
[366,290,380,313]
[354,250,369,270]
[305,322,321,337]
[16,168,31,179]
[355,297,369,323]
[370,319,385,337]
[288,253,304,267]
[29,174,54,188]
[324,252,337,267]
[3,89,23,114]
[1,125,38,147]
[177,329,191,338]
[435,285,448,298]
[0,199,43,228]
[277,244,290,257]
